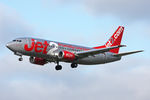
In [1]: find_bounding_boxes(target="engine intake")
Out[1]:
[58,51,75,61]
[29,57,47,65]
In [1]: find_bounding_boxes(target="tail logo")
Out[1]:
[105,27,124,47]
[114,27,124,41]
[105,37,114,47]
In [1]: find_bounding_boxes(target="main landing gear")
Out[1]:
[55,62,78,71]
[55,61,62,71]
[71,63,78,68]
[55,65,62,70]
[18,56,23,61]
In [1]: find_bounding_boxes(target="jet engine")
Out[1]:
[29,57,48,65]
[58,51,75,61]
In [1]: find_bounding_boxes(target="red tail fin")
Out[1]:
[94,26,124,54]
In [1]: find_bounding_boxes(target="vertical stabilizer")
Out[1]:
[94,26,124,54]
[105,26,124,53]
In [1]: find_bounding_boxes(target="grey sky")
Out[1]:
[49,0,150,20]
[83,0,150,19]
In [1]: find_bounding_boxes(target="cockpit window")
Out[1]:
[17,40,21,42]
[13,40,22,42]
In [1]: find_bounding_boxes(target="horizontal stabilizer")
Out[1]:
[113,50,144,57]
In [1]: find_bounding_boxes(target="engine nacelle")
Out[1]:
[29,57,47,65]
[58,51,75,61]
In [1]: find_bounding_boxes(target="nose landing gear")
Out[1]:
[14,52,23,61]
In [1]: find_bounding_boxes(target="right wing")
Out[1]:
[76,45,126,58]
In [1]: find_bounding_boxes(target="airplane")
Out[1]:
[6,26,143,70]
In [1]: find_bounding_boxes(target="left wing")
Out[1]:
[76,45,126,58]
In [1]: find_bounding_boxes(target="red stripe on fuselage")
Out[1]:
[58,43,89,51]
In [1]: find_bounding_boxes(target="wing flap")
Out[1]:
[113,50,144,57]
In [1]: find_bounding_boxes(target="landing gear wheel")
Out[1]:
[55,65,62,70]
[19,57,23,61]
[71,63,78,68]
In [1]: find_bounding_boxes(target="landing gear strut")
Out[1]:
[55,61,62,70]
[71,63,78,68]
[14,52,23,61]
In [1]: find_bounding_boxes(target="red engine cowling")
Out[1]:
[29,57,47,65]
[58,51,75,61]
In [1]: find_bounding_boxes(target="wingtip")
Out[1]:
[138,50,144,52]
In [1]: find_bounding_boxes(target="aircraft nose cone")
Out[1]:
[6,42,10,48]
[6,42,15,51]
[6,43,9,48]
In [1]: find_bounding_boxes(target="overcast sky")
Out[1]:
[0,0,149,100]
